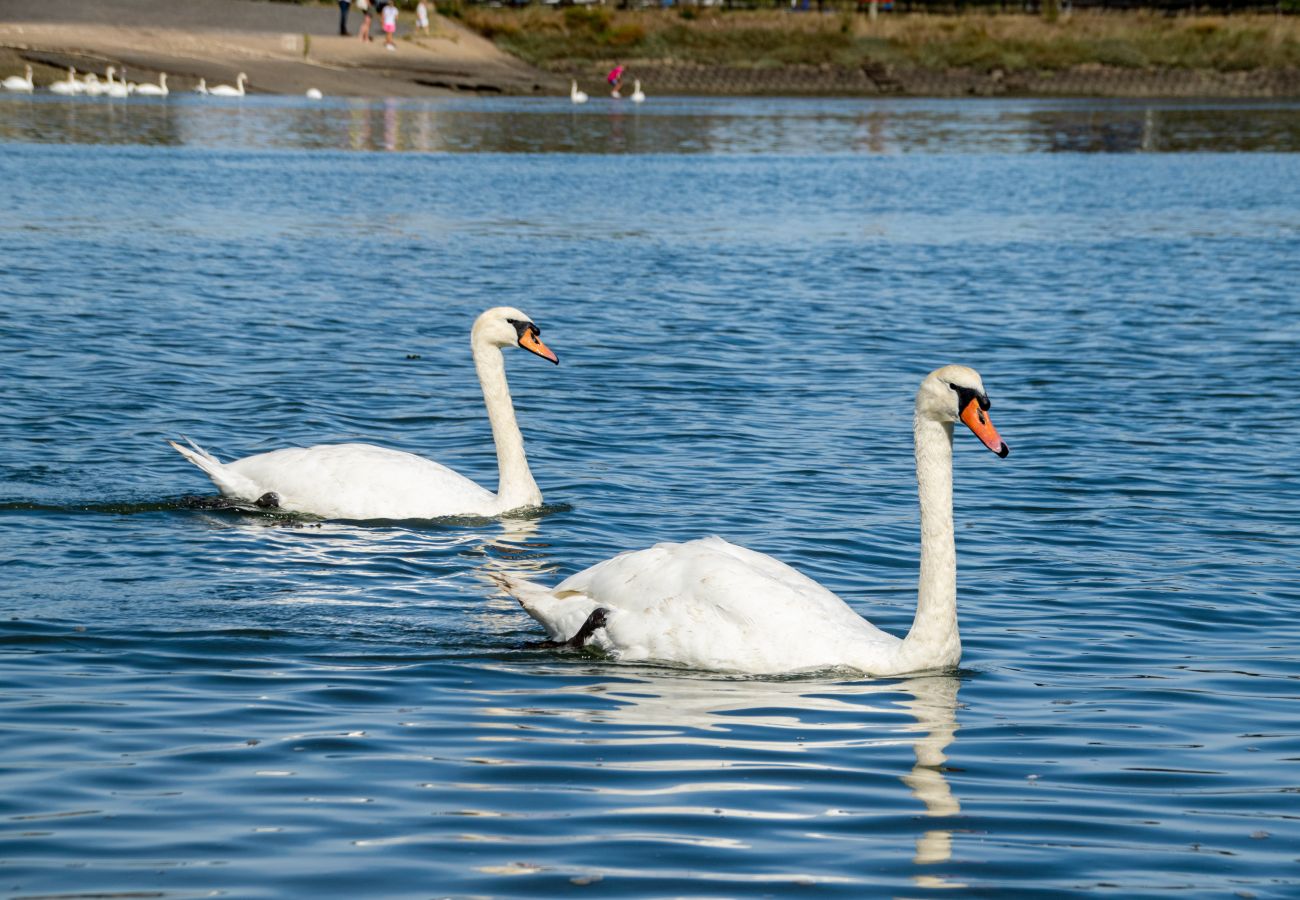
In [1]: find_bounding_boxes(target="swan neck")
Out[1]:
[901,413,959,669]
[472,336,539,511]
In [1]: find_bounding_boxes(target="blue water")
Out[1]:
[1,94,1299,898]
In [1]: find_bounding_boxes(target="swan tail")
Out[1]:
[489,571,583,642]
[168,437,260,499]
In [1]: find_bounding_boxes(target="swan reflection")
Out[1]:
[468,667,964,885]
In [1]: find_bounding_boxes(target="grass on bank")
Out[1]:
[447,7,1300,73]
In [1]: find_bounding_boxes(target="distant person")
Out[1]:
[416,0,430,36]
[606,63,625,99]
[357,0,372,42]
[338,0,350,36]
[382,1,398,50]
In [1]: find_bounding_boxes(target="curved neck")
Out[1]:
[471,338,540,511]
[899,413,960,670]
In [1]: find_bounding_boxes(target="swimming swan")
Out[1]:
[3,65,34,92]
[209,73,247,97]
[500,365,1010,676]
[305,87,323,99]
[134,72,168,96]
[630,79,645,103]
[169,307,559,520]
[569,80,587,104]
[48,67,82,95]
[194,77,209,95]
[103,67,129,98]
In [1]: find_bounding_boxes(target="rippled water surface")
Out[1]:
[1,94,1298,898]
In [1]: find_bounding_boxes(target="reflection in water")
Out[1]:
[466,664,965,886]
[2,94,1298,154]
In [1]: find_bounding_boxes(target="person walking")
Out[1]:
[381,0,398,50]
[338,0,350,35]
[357,0,372,42]
[415,0,430,36]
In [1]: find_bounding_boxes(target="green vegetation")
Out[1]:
[448,7,1300,74]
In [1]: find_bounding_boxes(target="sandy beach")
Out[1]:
[0,0,558,96]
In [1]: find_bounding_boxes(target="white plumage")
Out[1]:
[501,365,1010,676]
[3,65,34,92]
[170,306,559,520]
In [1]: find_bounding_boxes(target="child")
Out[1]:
[606,64,625,98]
[415,0,430,36]
[382,1,398,50]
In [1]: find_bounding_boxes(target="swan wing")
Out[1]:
[218,443,498,519]
[519,536,896,673]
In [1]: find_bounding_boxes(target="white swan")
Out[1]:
[194,77,209,95]
[169,307,559,520]
[3,65,34,92]
[134,72,168,96]
[48,67,82,95]
[209,73,247,97]
[305,87,323,100]
[569,79,587,104]
[630,79,645,103]
[104,67,129,99]
[81,72,104,95]
[501,365,1010,676]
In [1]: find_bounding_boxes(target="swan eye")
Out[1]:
[506,318,536,338]
[949,383,991,412]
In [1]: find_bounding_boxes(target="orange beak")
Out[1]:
[518,329,558,365]
[959,397,1009,458]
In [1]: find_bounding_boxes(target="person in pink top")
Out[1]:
[606,64,625,98]
[382,1,398,50]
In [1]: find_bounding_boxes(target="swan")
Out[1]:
[3,65,34,92]
[209,73,247,97]
[630,79,645,103]
[500,365,1010,676]
[48,67,82,95]
[305,87,323,99]
[103,67,129,98]
[169,307,559,520]
[194,77,209,95]
[569,79,587,104]
[134,72,168,96]
[81,72,104,95]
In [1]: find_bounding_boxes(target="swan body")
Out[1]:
[103,67,129,98]
[170,307,559,520]
[49,67,82,95]
[210,73,247,97]
[305,87,323,99]
[81,72,104,95]
[630,79,645,103]
[569,80,587,104]
[503,365,1010,676]
[3,65,34,92]
[134,72,168,96]
[195,77,209,95]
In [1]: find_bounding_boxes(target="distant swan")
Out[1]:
[569,79,587,104]
[194,77,209,95]
[134,72,168,96]
[305,87,323,99]
[3,64,34,92]
[209,73,247,97]
[630,79,645,103]
[500,365,1011,676]
[104,67,129,98]
[169,307,560,520]
[48,67,81,95]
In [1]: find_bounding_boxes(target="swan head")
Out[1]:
[917,365,1009,457]
[473,307,558,364]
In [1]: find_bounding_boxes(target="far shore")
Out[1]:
[1,0,1298,99]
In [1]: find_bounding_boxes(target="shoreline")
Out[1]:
[1,0,1297,99]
